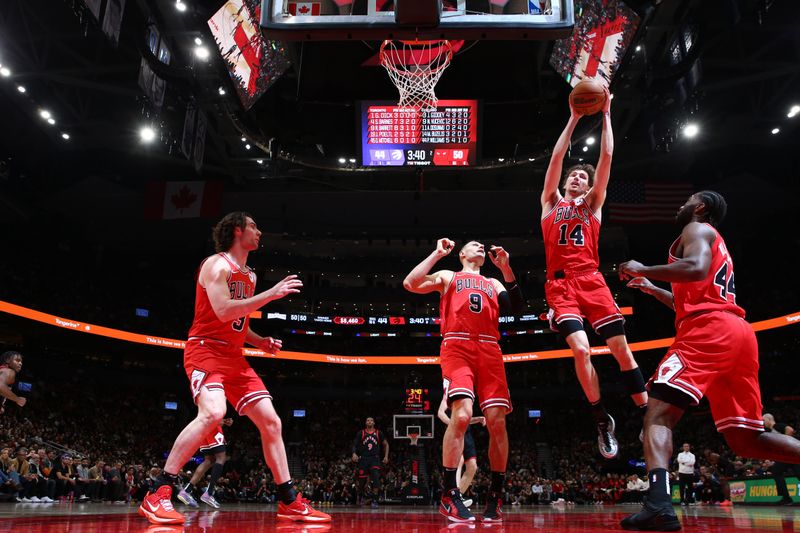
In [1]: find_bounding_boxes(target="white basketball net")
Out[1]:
[380,40,453,110]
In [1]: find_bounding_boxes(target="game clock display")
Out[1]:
[361,100,479,167]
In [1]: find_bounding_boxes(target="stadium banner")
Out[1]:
[1,300,798,365]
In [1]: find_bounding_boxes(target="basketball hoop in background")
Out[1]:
[379,40,453,110]
[408,431,421,447]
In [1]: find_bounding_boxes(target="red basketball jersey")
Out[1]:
[541,196,601,275]
[199,426,226,451]
[188,253,256,349]
[440,271,500,339]
[668,224,745,326]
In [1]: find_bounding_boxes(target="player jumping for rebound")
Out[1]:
[619,191,800,530]
[541,90,647,459]
[351,417,389,508]
[178,417,234,509]
[138,212,330,525]
[437,394,485,507]
[404,239,524,523]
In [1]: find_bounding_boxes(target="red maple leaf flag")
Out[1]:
[144,181,224,220]
[288,2,320,16]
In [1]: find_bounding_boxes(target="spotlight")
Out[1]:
[256,159,264,164]
[218,86,226,95]
[61,133,70,140]
[582,146,588,152]
[241,137,247,142]
[140,126,156,142]
[194,37,203,46]
[348,158,356,163]
[771,127,780,135]
[338,157,346,164]
[245,143,251,150]
[0,67,10,77]
[194,46,210,60]
[683,123,699,138]
[175,1,187,12]
[635,45,642,52]
[788,105,800,118]
[47,118,55,125]
[39,109,52,120]
[16,85,25,93]
[585,136,595,145]
[498,158,505,162]
[528,157,536,162]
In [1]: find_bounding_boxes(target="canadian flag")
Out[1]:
[288,2,321,16]
[144,180,223,220]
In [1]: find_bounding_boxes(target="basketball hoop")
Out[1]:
[379,40,453,110]
[408,432,421,446]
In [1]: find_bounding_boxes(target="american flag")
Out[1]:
[607,181,694,224]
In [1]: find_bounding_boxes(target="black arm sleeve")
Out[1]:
[498,282,525,315]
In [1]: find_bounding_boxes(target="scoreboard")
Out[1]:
[361,100,479,167]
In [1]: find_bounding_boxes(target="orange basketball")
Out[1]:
[569,80,607,116]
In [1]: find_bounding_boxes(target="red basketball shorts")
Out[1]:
[545,271,623,332]
[184,339,272,415]
[440,337,512,413]
[648,311,763,433]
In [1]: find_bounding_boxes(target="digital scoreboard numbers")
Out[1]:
[361,100,479,167]
[404,387,430,414]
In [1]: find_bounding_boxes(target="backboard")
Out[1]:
[260,0,574,41]
[393,414,435,440]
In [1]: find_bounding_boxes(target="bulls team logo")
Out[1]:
[655,353,683,383]
[190,369,207,398]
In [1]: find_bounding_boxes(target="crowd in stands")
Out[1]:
[2,346,797,508]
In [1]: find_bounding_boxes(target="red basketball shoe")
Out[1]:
[138,485,185,525]
[277,493,332,522]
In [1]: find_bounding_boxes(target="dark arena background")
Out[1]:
[1,0,800,531]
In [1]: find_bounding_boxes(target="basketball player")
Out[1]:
[351,417,389,508]
[541,91,647,459]
[0,351,26,415]
[138,212,330,525]
[619,191,800,530]
[177,417,234,509]
[437,394,485,507]
[404,239,524,523]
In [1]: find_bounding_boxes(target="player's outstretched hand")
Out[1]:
[260,337,283,354]
[627,277,656,295]
[351,453,359,462]
[16,397,26,408]
[488,246,510,270]
[267,275,303,301]
[602,86,612,114]
[618,260,646,281]
[436,238,455,257]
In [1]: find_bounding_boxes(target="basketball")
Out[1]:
[569,80,608,115]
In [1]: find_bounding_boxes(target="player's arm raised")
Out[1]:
[542,104,581,211]
[626,277,674,310]
[202,256,302,322]
[619,222,716,283]
[489,246,525,315]
[586,88,613,212]
[403,238,455,294]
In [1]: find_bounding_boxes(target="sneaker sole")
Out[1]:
[276,514,332,522]
[438,508,475,522]
[138,505,185,525]
[176,495,198,508]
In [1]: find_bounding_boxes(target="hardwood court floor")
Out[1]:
[1,501,798,532]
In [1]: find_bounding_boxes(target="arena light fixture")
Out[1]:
[140,126,156,143]
[16,85,25,93]
[241,137,247,142]
[194,46,210,60]
[585,136,595,145]
[682,123,699,138]
[0,66,10,77]
[194,37,203,46]
[498,158,505,162]
[582,146,588,152]
[338,157,346,164]
[528,157,535,162]
[256,159,264,164]
[635,45,642,52]
[175,1,187,12]
[245,143,251,150]
[788,105,799,118]
[771,127,780,135]
[218,86,226,95]
[61,133,70,140]
[39,109,51,120]
[47,117,56,125]
[348,158,356,163]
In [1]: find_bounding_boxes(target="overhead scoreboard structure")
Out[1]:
[361,100,478,167]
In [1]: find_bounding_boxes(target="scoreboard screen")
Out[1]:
[360,100,479,167]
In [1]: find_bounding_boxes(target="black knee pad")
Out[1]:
[598,320,625,340]
[557,318,584,338]
[621,367,646,395]
[649,383,693,410]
